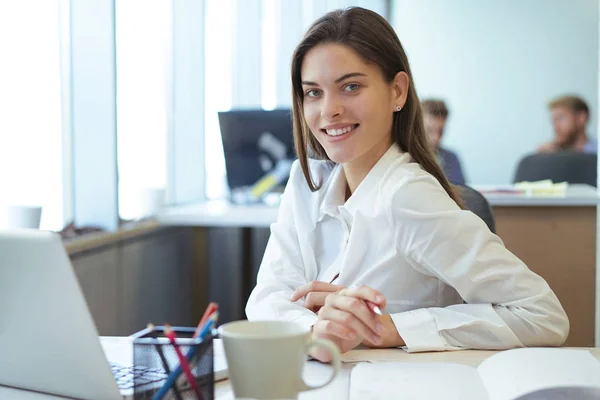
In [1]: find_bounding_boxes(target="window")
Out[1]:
[204,0,235,200]
[0,1,64,231]
[116,0,172,220]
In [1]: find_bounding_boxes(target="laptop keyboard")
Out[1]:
[110,362,168,390]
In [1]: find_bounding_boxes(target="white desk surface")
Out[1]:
[158,184,600,228]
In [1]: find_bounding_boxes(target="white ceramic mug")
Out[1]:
[219,320,341,399]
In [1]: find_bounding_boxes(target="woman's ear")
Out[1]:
[392,71,409,110]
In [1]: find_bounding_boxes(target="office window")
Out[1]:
[261,0,278,111]
[204,0,235,200]
[116,0,172,220]
[0,1,64,231]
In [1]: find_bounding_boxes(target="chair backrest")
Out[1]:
[513,151,597,187]
[457,185,496,233]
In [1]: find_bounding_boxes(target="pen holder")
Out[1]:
[131,326,214,400]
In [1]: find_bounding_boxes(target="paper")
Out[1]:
[513,180,568,195]
[349,362,488,400]
[477,348,600,400]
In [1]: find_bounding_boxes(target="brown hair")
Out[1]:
[290,7,463,206]
[548,95,590,117]
[421,99,449,118]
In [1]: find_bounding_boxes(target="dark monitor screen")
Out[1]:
[218,109,296,191]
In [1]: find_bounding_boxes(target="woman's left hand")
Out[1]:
[290,281,345,312]
[310,286,386,362]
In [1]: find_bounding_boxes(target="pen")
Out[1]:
[366,301,383,316]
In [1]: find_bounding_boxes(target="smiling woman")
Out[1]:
[245,6,569,363]
[299,44,405,193]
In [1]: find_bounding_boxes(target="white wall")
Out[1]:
[393,0,598,184]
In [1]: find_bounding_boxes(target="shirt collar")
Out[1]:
[318,164,347,220]
[318,143,405,221]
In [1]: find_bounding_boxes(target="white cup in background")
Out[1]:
[138,187,166,218]
[219,320,341,400]
[0,205,42,229]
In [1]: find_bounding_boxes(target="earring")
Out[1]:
[396,105,402,112]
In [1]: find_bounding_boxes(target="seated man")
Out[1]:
[538,95,597,153]
[422,99,466,185]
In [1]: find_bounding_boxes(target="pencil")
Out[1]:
[152,315,218,400]
[194,302,218,338]
[164,325,201,398]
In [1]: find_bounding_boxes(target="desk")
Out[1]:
[158,185,600,228]
[158,185,600,345]
[477,185,598,347]
[213,347,600,400]
[3,341,599,400]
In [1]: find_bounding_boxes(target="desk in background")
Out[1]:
[158,184,600,346]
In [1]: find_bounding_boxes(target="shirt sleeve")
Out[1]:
[245,161,318,329]
[386,174,570,353]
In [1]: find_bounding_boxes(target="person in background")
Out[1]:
[421,99,466,184]
[538,95,597,154]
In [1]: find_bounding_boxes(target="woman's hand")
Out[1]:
[309,286,386,362]
[361,314,405,348]
[290,281,345,312]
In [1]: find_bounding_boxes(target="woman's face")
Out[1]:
[301,43,404,169]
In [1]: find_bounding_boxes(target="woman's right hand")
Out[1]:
[290,281,345,313]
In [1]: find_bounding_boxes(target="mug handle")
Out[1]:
[299,338,342,392]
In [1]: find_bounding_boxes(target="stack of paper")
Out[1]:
[513,179,568,196]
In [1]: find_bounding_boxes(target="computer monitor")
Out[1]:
[218,109,296,191]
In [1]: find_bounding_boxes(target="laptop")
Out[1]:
[0,230,228,400]
[218,108,296,192]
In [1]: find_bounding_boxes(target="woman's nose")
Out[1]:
[321,94,344,120]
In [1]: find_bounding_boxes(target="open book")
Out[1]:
[350,348,600,400]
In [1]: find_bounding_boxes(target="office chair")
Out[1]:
[513,151,597,187]
[457,185,496,234]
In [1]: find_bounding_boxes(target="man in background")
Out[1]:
[422,99,466,185]
[538,95,597,153]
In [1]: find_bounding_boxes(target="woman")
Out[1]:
[246,7,568,362]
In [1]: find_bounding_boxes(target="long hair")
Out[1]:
[290,7,463,207]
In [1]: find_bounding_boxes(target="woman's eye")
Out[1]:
[305,89,322,97]
[344,83,360,92]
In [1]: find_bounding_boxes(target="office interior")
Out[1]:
[1,0,599,350]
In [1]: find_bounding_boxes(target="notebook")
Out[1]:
[349,347,600,400]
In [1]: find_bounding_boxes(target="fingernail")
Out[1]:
[376,295,384,302]
[372,334,382,344]
[376,323,384,333]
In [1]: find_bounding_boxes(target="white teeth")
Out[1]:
[325,125,356,136]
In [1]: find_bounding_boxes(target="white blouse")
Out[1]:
[245,144,569,352]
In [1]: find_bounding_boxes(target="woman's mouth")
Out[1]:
[322,124,359,137]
